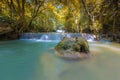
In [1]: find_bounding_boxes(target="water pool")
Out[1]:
[0,40,120,80]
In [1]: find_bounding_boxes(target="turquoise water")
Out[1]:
[0,40,120,80]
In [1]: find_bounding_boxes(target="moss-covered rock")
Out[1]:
[55,37,90,59]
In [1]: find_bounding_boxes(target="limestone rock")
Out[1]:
[55,37,90,59]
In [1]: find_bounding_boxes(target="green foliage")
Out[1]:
[55,37,73,50]
[74,37,89,53]
[0,15,11,23]
[0,0,119,40]
[55,37,89,53]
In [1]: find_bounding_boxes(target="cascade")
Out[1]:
[20,33,96,42]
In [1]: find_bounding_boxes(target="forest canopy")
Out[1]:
[0,0,120,37]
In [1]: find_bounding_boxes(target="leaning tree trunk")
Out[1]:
[28,0,44,28]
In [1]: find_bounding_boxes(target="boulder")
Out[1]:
[55,37,90,59]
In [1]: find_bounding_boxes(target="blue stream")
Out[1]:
[0,40,120,80]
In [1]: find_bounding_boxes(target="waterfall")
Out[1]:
[20,33,64,42]
[40,35,49,40]
[36,34,61,42]
[20,33,42,40]
[20,33,97,42]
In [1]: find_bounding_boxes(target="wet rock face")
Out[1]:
[55,37,89,55]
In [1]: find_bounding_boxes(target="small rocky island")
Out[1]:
[55,37,90,59]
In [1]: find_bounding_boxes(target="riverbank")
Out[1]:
[0,31,19,41]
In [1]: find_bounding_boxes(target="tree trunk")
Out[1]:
[81,0,92,22]
[80,26,83,33]
[28,0,44,28]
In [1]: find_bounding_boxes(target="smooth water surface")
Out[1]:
[0,40,120,80]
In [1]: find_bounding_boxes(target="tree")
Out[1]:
[80,0,104,35]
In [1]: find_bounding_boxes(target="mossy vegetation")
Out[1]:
[55,37,89,55]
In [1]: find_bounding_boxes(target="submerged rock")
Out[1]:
[55,37,90,59]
